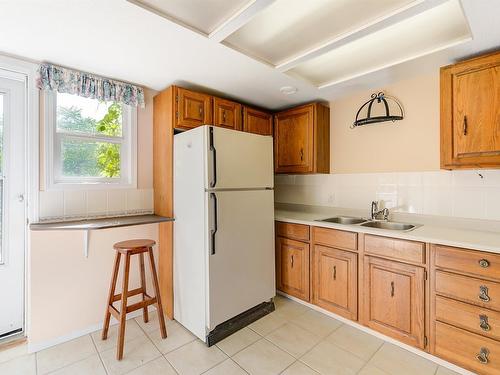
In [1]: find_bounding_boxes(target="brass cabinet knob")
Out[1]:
[479,259,490,268]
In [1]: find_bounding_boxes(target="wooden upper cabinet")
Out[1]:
[363,256,425,349]
[276,236,310,302]
[274,103,330,174]
[312,245,357,320]
[441,51,500,169]
[243,106,273,136]
[213,97,242,130]
[175,87,212,130]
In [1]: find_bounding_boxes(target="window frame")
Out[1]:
[44,91,137,190]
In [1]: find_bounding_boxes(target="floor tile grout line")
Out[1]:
[294,323,344,367]
[38,335,99,375]
[353,341,387,375]
[161,354,180,375]
[89,332,109,375]
[278,359,298,375]
[324,327,384,364]
[216,334,260,358]
[91,316,163,375]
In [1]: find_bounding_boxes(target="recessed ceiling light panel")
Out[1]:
[286,0,471,88]
[224,0,418,66]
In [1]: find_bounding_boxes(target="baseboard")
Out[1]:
[277,291,474,375]
[27,306,157,353]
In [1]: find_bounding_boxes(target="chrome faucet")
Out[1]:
[371,201,389,221]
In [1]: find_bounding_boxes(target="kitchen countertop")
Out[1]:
[30,214,174,231]
[275,204,500,255]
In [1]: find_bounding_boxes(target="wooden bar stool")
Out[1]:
[102,239,167,360]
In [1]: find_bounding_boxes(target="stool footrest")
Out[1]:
[112,287,145,302]
[126,297,156,314]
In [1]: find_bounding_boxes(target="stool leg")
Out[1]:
[102,252,121,340]
[139,252,149,323]
[117,253,131,360]
[147,247,167,339]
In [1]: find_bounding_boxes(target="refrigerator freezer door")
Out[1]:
[207,189,275,330]
[206,126,274,190]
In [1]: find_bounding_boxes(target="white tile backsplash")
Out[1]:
[38,188,154,221]
[107,190,127,215]
[39,191,64,218]
[275,170,500,221]
[86,190,108,216]
[63,191,87,217]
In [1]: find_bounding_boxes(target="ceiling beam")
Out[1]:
[208,0,276,43]
[276,0,451,72]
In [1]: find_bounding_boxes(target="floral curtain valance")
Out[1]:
[36,63,145,108]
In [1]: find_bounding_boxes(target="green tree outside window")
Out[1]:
[57,102,122,178]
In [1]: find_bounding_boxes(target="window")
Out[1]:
[45,92,136,189]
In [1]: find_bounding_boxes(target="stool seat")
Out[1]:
[102,238,167,360]
[113,239,156,252]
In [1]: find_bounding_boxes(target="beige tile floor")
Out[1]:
[0,295,463,375]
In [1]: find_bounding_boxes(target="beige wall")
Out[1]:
[29,225,159,349]
[29,88,161,349]
[330,71,440,173]
[137,88,156,188]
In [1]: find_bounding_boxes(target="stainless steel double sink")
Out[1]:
[317,216,419,232]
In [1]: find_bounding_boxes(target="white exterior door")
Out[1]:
[0,73,26,338]
[206,126,274,190]
[207,189,275,330]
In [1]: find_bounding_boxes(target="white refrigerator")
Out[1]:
[173,125,275,344]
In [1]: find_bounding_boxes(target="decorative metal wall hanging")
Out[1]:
[351,92,404,129]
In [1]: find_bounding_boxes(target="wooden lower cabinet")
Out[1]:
[312,245,357,320]
[363,256,426,349]
[276,236,310,301]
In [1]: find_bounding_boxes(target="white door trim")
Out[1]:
[0,53,40,340]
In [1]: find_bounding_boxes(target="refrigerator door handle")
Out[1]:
[210,192,218,255]
[209,127,217,188]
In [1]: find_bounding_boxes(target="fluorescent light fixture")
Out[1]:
[224,0,419,66]
[286,0,471,88]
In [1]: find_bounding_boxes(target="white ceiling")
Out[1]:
[0,0,498,110]
[133,0,252,35]
[224,0,416,66]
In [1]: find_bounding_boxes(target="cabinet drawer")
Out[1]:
[435,271,500,311]
[364,235,425,264]
[313,227,357,251]
[434,244,500,281]
[276,222,310,242]
[436,295,500,341]
[435,321,500,375]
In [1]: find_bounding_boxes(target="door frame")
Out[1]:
[0,54,40,340]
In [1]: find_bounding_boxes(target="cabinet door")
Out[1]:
[453,66,500,158]
[363,256,425,348]
[243,107,273,136]
[274,104,314,173]
[213,97,242,130]
[312,245,357,320]
[175,87,212,130]
[276,237,310,301]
